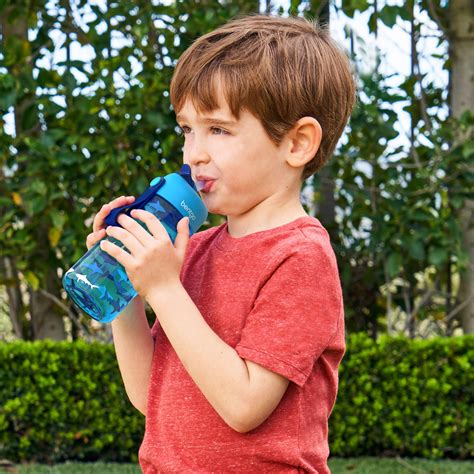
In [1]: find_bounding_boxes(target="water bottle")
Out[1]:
[62,164,208,323]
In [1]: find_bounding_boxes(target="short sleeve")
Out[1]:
[235,240,342,386]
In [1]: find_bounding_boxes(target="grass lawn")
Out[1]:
[329,456,473,473]
[10,457,473,473]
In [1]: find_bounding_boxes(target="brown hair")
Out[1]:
[170,14,356,179]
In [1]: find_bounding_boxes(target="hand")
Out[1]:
[86,195,135,250]
[99,209,190,300]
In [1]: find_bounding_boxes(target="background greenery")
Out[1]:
[0,0,473,467]
[0,340,143,463]
[1,335,472,463]
[1,0,472,342]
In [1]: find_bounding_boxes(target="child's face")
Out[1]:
[176,91,293,217]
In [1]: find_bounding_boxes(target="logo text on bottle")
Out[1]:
[180,200,196,221]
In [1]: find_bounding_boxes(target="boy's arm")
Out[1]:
[111,295,153,415]
[86,195,153,416]
[146,283,290,433]
[101,211,289,431]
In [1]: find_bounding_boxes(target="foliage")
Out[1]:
[1,0,254,267]
[0,0,472,340]
[1,336,473,463]
[330,333,474,459]
[0,340,144,463]
[0,0,255,338]
[334,68,474,337]
[315,0,474,337]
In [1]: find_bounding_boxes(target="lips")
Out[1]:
[201,180,215,193]
[195,175,216,193]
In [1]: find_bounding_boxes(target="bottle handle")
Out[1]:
[104,178,165,227]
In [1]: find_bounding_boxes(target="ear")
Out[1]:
[284,117,322,169]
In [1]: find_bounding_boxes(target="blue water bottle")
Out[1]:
[62,164,208,323]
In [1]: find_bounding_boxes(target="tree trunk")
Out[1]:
[0,257,28,339]
[29,268,66,341]
[317,167,336,227]
[28,216,66,340]
[1,5,66,340]
[450,0,474,333]
[311,2,336,232]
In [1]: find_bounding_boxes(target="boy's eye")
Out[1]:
[178,125,229,136]
[210,127,229,135]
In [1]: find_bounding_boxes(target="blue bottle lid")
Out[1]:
[105,165,207,234]
[156,165,208,234]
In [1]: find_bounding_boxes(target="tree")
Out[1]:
[450,0,474,333]
[1,0,472,340]
[0,0,258,340]
[309,0,474,337]
[1,2,66,340]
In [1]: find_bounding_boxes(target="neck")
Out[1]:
[226,193,308,238]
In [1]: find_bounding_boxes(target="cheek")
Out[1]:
[182,139,192,159]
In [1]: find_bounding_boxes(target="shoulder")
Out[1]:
[183,222,226,261]
[189,223,225,247]
[254,218,342,305]
[283,216,331,249]
[266,217,337,269]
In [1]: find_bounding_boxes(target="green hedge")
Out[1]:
[0,341,144,463]
[330,334,474,459]
[1,335,473,463]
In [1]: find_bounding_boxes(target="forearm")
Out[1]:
[146,283,252,429]
[111,295,154,415]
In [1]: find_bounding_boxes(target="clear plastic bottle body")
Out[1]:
[62,195,182,323]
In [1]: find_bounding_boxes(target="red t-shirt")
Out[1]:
[139,216,345,473]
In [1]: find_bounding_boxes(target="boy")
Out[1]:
[87,14,355,473]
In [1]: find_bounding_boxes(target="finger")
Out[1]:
[116,213,157,247]
[174,217,190,261]
[105,224,144,256]
[129,209,169,241]
[92,196,135,233]
[100,239,134,269]
[86,229,106,250]
[110,194,135,207]
[92,204,111,233]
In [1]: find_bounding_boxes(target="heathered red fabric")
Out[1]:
[139,216,345,473]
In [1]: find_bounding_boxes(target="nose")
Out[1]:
[184,135,211,167]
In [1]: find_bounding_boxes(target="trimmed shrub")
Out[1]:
[0,341,143,463]
[0,335,473,463]
[330,334,474,459]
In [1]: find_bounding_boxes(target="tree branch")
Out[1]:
[446,292,474,323]
[426,0,449,38]
[37,288,91,336]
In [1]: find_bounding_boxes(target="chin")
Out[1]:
[206,205,225,215]
[201,196,220,214]
[202,195,241,217]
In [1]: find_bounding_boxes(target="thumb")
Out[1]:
[174,217,190,260]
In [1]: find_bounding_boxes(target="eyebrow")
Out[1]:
[176,114,238,127]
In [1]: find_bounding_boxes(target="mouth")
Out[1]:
[195,176,216,194]
[201,180,216,193]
